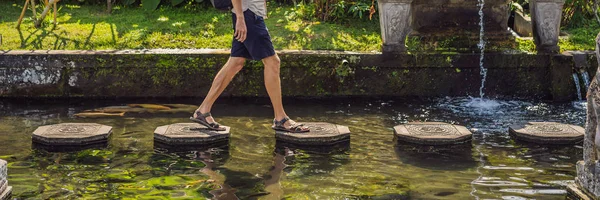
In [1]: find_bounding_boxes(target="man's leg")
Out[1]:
[196,57,246,123]
[262,54,287,121]
[262,54,307,132]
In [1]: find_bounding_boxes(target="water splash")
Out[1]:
[477,0,487,98]
[573,73,583,101]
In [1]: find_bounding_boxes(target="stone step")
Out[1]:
[394,122,473,145]
[154,123,231,147]
[274,122,350,145]
[509,122,584,144]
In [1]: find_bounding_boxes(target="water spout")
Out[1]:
[477,0,486,98]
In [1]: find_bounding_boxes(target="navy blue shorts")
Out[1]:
[231,10,276,61]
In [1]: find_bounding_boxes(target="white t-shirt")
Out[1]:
[233,0,267,18]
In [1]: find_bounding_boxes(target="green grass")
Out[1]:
[0,0,381,51]
[515,21,600,52]
[0,0,598,52]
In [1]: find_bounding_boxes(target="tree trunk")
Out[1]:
[107,0,112,13]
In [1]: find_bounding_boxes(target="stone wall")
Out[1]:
[412,0,511,33]
[0,50,595,101]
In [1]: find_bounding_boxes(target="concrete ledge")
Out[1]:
[0,49,596,101]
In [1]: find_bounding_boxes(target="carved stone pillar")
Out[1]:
[0,159,11,200]
[378,0,413,53]
[530,0,565,53]
[569,32,600,199]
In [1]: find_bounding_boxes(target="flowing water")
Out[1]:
[582,71,591,91]
[477,0,487,99]
[573,73,583,101]
[0,97,585,199]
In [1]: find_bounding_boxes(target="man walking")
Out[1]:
[190,0,309,133]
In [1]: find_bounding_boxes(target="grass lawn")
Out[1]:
[0,0,597,52]
[0,0,381,51]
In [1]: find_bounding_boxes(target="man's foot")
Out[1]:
[272,117,309,133]
[190,110,226,131]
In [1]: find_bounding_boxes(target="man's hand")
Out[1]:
[234,17,247,43]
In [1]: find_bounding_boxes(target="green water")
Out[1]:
[0,98,585,199]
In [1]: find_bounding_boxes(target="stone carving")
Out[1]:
[0,159,10,200]
[572,32,600,199]
[531,0,565,53]
[0,159,5,182]
[378,0,413,53]
[404,124,460,136]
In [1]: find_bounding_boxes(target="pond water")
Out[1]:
[0,97,586,199]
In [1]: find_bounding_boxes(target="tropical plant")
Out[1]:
[562,0,595,28]
[294,0,377,22]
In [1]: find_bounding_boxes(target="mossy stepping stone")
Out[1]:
[154,123,230,145]
[509,122,584,144]
[32,123,112,146]
[394,122,472,145]
[274,122,351,145]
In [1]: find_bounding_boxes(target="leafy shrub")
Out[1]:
[562,0,596,28]
[290,0,377,22]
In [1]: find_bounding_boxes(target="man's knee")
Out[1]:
[263,55,281,72]
[228,57,246,72]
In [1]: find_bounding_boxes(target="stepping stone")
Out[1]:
[32,123,112,146]
[154,123,230,146]
[154,140,229,152]
[509,122,584,144]
[32,141,109,152]
[394,122,472,145]
[0,159,11,200]
[274,122,350,145]
[275,140,350,154]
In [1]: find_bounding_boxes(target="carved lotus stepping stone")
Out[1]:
[274,122,351,145]
[509,122,584,144]
[0,159,11,200]
[394,122,472,145]
[32,123,112,146]
[154,123,230,145]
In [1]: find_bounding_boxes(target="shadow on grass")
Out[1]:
[2,0,382,51]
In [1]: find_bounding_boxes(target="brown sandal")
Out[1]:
[272,117,309,133]
[189,111,226,131]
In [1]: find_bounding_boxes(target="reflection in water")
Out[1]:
[155,144,238,199]
[196,148,239,200]
[263,147,290,200]
[275,141,351,178]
